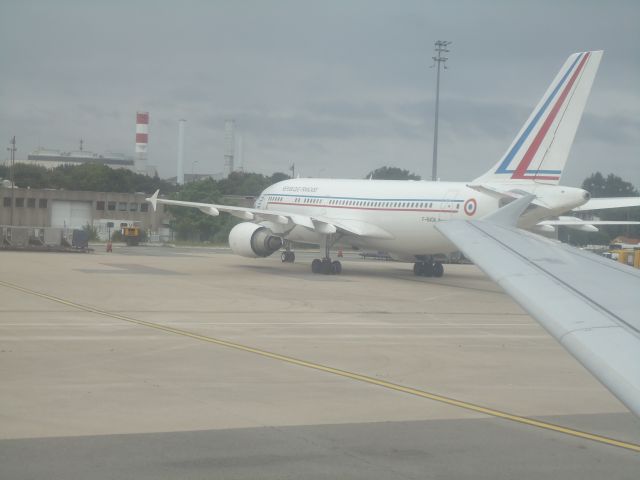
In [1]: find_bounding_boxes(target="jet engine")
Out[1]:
[228,222,283,258]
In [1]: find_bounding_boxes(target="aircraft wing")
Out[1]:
[573,197,640,211]
[536,216,640,232]
[538,219,640,226]
[436,195,640,417]
[146,190,393,239]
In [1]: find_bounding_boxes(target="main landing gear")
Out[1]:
[413,259,444,278]
[311,235,342,275]
[311,258,342,274]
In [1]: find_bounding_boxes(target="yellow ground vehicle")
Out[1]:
[121,226,143,246]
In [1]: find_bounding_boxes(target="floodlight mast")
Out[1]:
[431,40,451,181]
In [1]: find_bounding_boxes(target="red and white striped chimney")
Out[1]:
[135,112,149,173]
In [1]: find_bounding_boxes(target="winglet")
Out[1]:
[146,189,159,212]
[484,194,536,226]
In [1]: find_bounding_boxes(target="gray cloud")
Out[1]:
[0,0,638,188]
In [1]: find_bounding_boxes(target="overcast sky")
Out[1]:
[1,0,638,187]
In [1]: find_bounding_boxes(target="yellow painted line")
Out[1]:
[2,278,639,453]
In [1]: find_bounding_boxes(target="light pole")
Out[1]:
[7,136,16,225]
[431,40,451,181]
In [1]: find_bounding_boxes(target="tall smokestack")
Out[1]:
[177,119,186,185]
[224,119,235,178]
[236,134,244,172]
[135,112,149,173]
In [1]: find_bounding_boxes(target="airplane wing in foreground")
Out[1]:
[436,195,640,417]
[145,190,394,240]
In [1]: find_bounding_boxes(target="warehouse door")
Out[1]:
[51,201,92,229]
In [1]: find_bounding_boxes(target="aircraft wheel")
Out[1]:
[433,262,444,278]
[282,251,295,263]
[413,262,424,276]
[321,258,333,275]
[423,262,434,277]
[311,259,322,273]
[332,261,342,274]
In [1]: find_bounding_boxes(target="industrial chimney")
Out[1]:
[135,112,149,173]
[224,119,235,178]
[177,119,186,185]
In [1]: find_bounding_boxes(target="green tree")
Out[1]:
[270,172,290,183]
[167,178,238,241]
[561,172,640,245]
[168,172,290,242]
[365,166,421,180]
[582,172,639,198]
[1,164,49,188]
[82,223,100,242]
[0,162,176,194]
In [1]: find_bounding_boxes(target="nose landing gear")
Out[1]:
[281,251,295,263]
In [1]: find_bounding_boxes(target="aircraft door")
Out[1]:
[438,190,460,222]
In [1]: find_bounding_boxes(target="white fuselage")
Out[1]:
[256,178,589,260]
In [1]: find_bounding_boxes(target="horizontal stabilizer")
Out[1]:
[573,197,640,211]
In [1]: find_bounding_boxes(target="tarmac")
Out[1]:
[1,245,639,479]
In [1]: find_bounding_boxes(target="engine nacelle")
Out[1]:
[228,222,283,258]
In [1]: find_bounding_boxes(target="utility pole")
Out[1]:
[7,136,16,225]
[431,40,451,181]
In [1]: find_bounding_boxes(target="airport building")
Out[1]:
[0,186,171,241]
[21,148,136,170]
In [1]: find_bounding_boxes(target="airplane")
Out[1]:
[436,194,640,417]
[147,50,640,276]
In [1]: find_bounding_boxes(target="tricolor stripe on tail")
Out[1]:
[474,51,602,185]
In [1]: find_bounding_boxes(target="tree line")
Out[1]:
[0,162,176,194]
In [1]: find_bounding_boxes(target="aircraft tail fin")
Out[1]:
[473,51,602,185]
